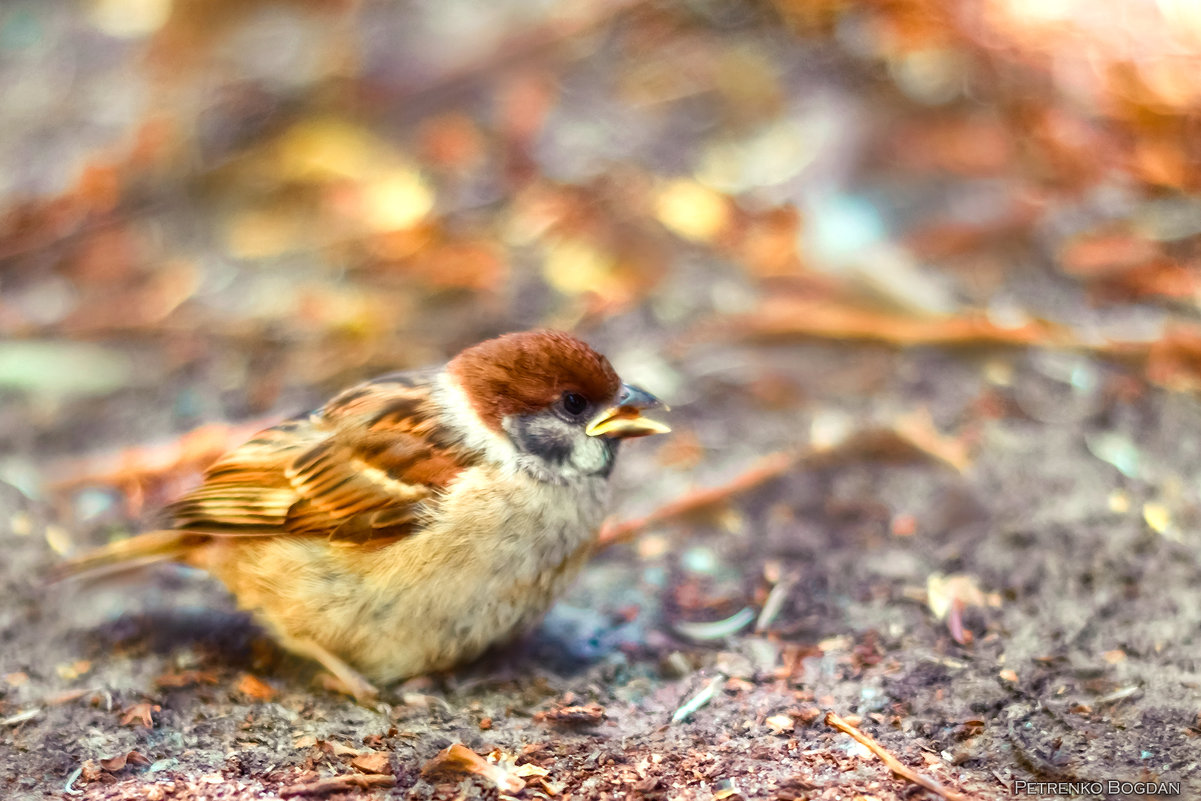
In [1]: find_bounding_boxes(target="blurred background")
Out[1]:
[3,0,1201,509]
[0,0,1196,515]
[2,0,1201,584]
[4,2,1201,794]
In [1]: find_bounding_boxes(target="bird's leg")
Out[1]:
[282,637,379,702]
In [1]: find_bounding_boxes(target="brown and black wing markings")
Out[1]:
[165,374,477,547]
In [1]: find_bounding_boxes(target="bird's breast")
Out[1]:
[414,464,610,582]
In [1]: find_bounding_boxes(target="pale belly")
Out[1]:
[199,470,609,682]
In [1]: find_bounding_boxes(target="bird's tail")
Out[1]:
[50,529,199,583]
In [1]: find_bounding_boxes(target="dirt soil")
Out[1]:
[2,1,1200,800]
[4,340,1200,800]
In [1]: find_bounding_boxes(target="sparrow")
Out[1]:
[57,330,669,700]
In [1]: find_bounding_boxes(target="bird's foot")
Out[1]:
[282,636,380,703]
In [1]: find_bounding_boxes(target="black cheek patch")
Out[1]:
[511,417,575,465]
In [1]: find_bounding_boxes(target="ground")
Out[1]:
[4,340,1199,800]
[1,1,1200,800]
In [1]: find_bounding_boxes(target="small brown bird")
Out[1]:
[58,330,669,699]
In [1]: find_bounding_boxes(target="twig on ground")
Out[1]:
[731,298,1068,349]
[280,773,397,797]
[1094,685,1140,705]
[599,423,966,549]
[1,708,41,726]
[671,674,726,724]
[824,711,971,801]
[599,451,798,548]
[62,767,83,796]
[675,607,756,641]
[756,573,796,632]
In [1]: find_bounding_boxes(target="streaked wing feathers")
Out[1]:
[164,374,475,544]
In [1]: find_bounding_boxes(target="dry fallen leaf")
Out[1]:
[765,713,795,735]
[534,702,606,727]
[926,573,1000,645]
[119,702,159,728]
[98,750,151,772]
[236,673,277,702]
[926,573,988,620]
[350,751,391,775]
[322,741,362,758]
[421,743,525,794]
[530,775,565,796]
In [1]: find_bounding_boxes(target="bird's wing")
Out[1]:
[165,372,476,545]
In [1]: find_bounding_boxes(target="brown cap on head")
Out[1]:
[447,330,621,430]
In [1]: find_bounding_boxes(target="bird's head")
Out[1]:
[446,330,670,478]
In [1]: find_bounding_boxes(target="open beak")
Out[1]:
[585,384,671,439]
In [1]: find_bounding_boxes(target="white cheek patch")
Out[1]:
[432,373,520,470]
[571,435,613,476]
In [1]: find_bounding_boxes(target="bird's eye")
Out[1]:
[561,391,588,417]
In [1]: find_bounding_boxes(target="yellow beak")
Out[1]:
[585,384,671,439]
